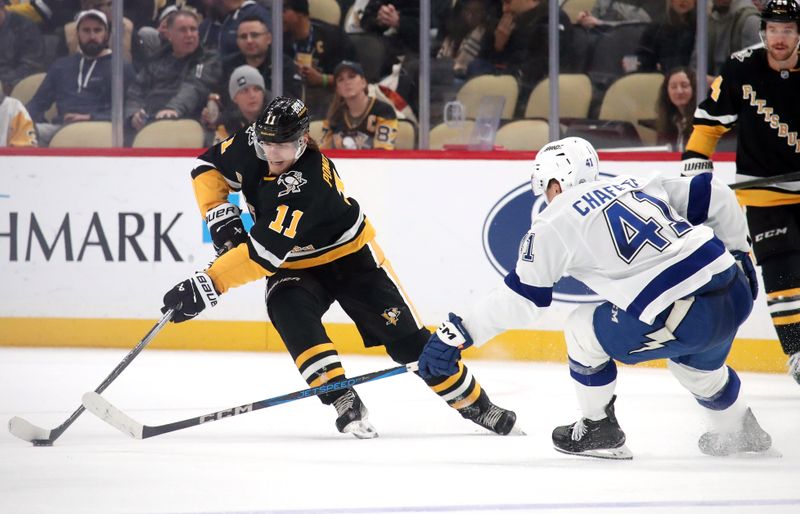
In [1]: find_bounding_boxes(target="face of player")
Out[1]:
[168,14,200,58]
[234,85,265,121]
[335,69,367,101]
[262,134,307,174]
[764,21,800,63]
[237,20,271,58]
[670,0,696,16]
[667,71,693,110]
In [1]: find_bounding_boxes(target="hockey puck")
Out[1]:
[32,440,53,447]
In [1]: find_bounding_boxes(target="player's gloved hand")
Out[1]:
[418,313,474,379]
[681,152,713,176]
[206,202,247,255]
[732,250,759,300]
[162,272,219,323]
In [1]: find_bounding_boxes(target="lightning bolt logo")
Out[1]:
[629,326,675,354]
[628,297,695,355]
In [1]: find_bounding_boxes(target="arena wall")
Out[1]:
[0,149,785,372]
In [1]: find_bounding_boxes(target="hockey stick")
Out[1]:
[82,362,419,440]
[729,171,800,190]
[7,309,174,446]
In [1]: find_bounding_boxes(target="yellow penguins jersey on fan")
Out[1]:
[686,46,800,206]
[0,96,37,147]
[191,125,375,293]
[320,97,398,150]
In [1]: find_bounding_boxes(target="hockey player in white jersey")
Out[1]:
[418,137,773,459]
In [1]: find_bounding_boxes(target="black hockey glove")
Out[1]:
[732,251,759,300]
[206,202,247,255]
[418,313,474,379]
[162,272,219,323]
[681,151,713,176]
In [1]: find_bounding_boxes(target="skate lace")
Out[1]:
[332,390,355,417]
[788,352,800,375]
[475,405,504,430]
[571,419,588,441]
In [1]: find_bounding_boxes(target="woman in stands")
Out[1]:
[655,66,696,151]
[320,60,398,150]
[636,0,696,72]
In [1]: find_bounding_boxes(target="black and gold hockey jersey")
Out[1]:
[320,97,398,150]
[686,46,800,207]
[191,125,375,293]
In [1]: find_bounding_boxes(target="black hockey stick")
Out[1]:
[7,309,174,446]
[82,362,419,439]
[729,171,800,190]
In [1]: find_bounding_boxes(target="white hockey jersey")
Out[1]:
[464,173,750,346]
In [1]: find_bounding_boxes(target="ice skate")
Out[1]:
[552,395,632,460]
[788,352,800,385]
[698,407,772,456]
[458,390,521,435]
[333,389,378,439]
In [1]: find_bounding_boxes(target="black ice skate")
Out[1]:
[458,390,520,435]
[698,407,772,456]
[333,389,378,439]
[552,395,633,460]
[788,352,800,386]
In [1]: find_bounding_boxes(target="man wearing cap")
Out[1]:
[283,0,355,118]
[222,13,300,101]
[0,0,45,94]
[321,60,397,150]
[210,64,268,144]
[27,9,134,145]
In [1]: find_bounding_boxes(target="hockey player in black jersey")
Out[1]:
[159,96,518,438]
[683,0,800,385]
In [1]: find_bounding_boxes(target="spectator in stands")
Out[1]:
[126,9,221,133]
[436,0,494,80]
[222,14,300,100]
[135,5,178,65]
[63,0,134,62]
[320,60,398,150]
[576,0,652,28]
[0,86,37,146]
[5,0,80,33]
[655,66,696,151]
[208,64,267,144]
[696,0,761,76]
[0,0,45,94]
[635,0,696,72]
[283,0,355,118]
[471,0,573,114]
[27,9,134,145]
[360,0,420,71]
[203,0,272,62]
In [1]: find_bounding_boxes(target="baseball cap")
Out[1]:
[333,60,365,78]
[75,9,109,29]
[229,65,266,100]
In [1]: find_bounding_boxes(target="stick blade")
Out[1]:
[81,392,144,439]
[8,416,52,443]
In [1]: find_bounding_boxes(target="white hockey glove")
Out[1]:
[205,202,247,254]
[681,153,714,176]
[161,272,219,323]
[418,313,474,379]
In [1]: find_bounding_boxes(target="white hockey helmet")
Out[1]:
[531,137,600,198]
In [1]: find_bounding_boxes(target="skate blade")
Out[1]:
[508,423,526,436]
[342,420,379,439]
[726,447,782,459]
[554,444,633,460]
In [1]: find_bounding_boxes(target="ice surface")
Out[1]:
[1,348,798,514]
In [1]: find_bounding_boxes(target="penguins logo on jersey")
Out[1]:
[277,171,308,197]
[382,307,401,326]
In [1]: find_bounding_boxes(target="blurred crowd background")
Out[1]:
[0,0,760,150]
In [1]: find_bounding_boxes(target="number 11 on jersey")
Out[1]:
[268,205,304,238]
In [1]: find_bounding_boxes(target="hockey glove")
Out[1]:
[681,152,713,176]
[732,250,759,300]
[206,202,247,255]
[418,313,474,379]
[162,272,220,323]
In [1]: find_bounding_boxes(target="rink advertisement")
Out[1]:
[0,153,785,371]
